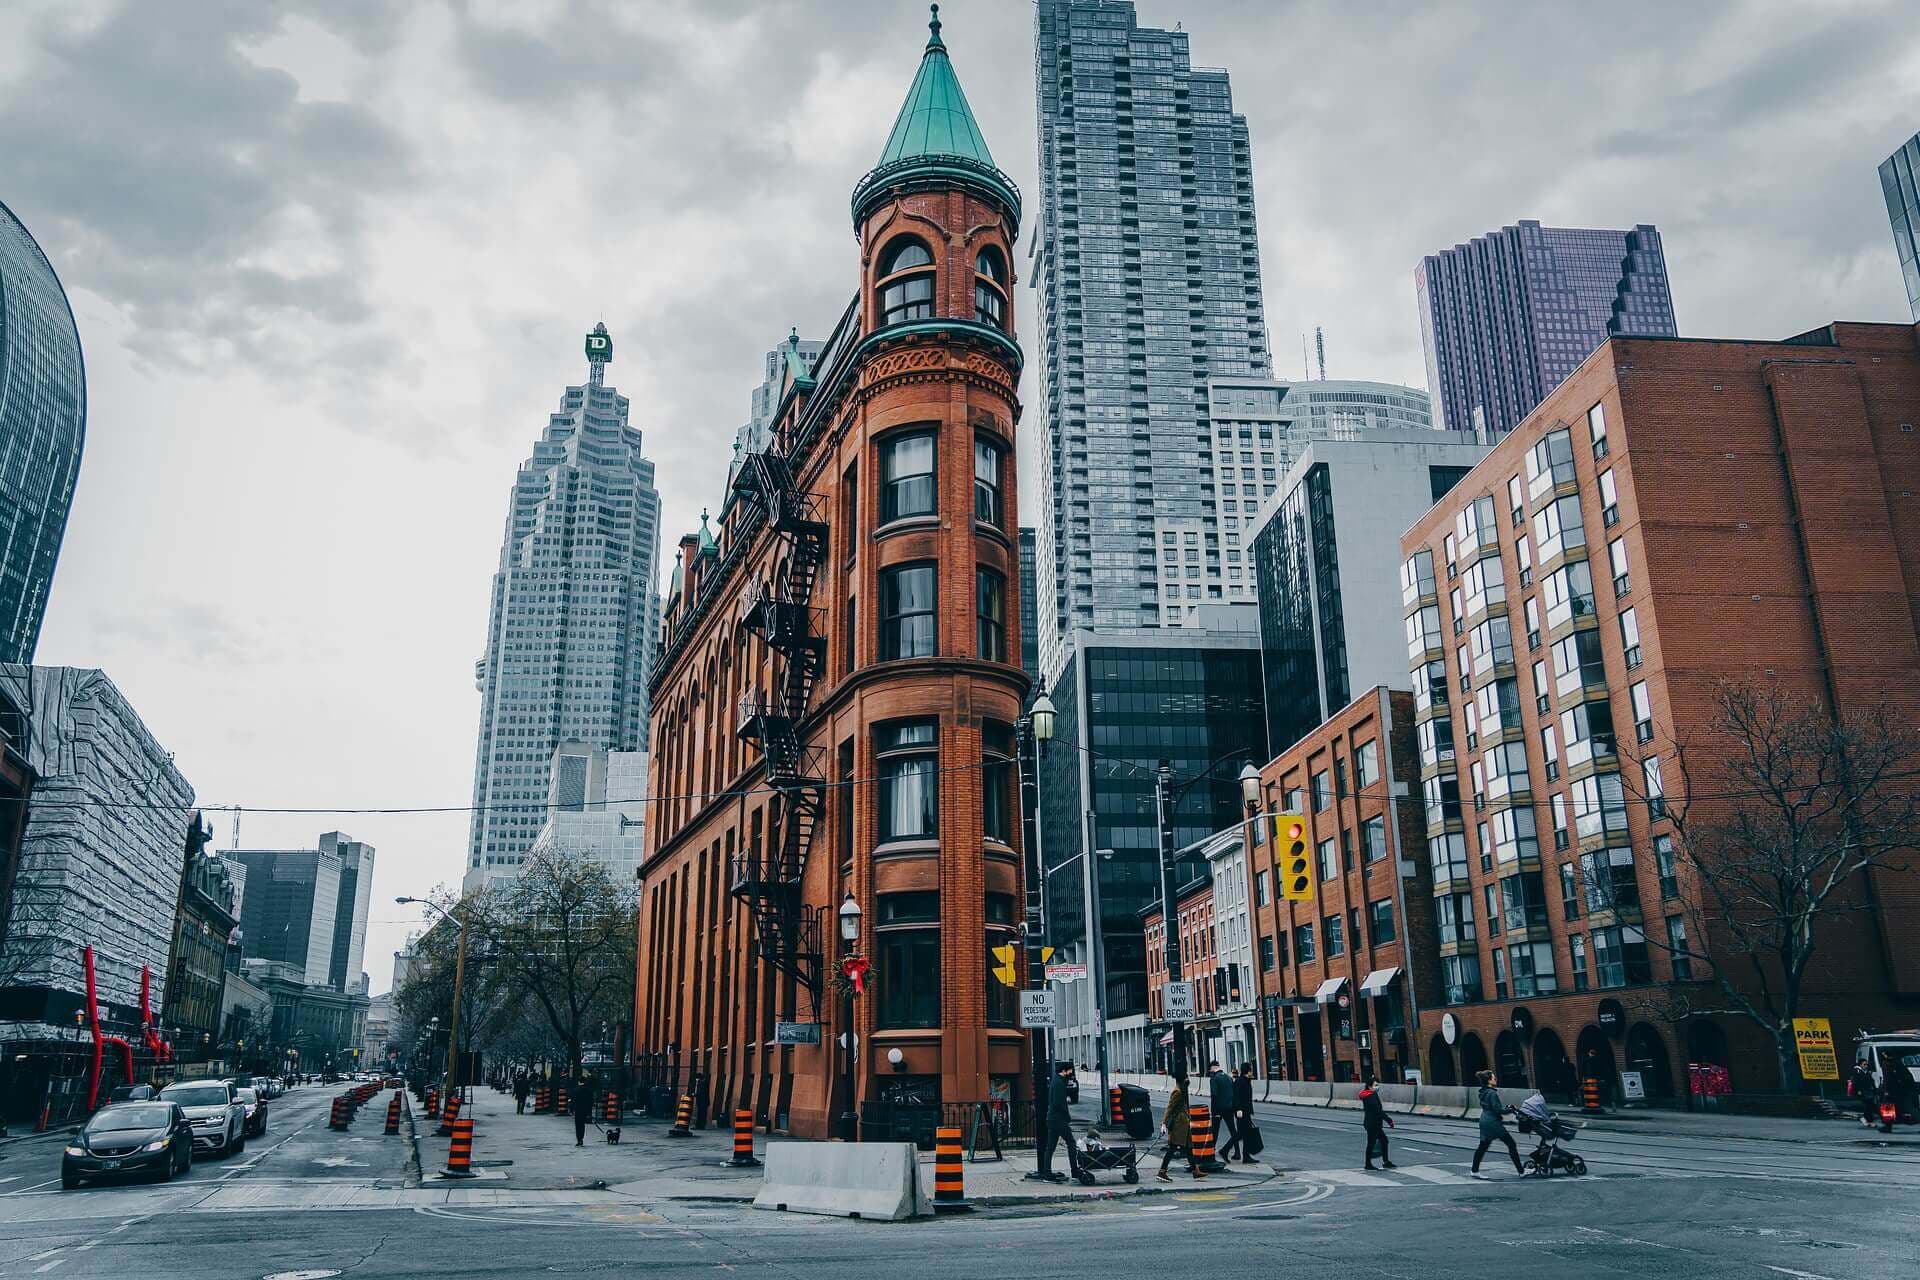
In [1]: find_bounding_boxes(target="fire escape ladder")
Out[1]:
[728,448,828,999]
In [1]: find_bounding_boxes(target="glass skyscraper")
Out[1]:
[1415,221,1676,438]
[1881,132,1920,321]
[466,324,662,891]
[0,201,85,664]
[1031,1,1271,679]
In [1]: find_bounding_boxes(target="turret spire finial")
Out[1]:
[927,3,943,49]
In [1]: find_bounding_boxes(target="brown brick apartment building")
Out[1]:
[1248,688,1437,1085]
[1401,321,1920,1103]
[634,15,1032,1138]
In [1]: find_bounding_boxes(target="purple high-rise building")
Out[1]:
[1415,220,1676,437]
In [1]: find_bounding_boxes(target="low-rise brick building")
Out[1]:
[1401,321,1920,1103]
[635,13,1030,1138]
[1248,688,1435,1084]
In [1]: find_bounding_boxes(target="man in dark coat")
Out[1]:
[513,1071,531,1115]
[1360,1074,1396,1170]
[1207,1061,1233,1162]
[571,1075,594,1145]
[1039,1062,1083,1181]
[1221,1063,1257,1162]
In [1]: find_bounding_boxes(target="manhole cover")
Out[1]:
[265,1272,341,1280]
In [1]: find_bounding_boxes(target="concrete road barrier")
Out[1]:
[1413,1085,1471,1118]
[752,1142,931,1221]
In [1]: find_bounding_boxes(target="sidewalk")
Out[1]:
[414,1086,1275,1204]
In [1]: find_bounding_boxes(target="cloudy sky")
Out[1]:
[3,0,1915,992]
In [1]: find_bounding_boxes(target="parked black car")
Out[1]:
[63,1102,193,1188]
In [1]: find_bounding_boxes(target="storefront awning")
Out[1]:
[1313,976,1348,1004]
[1359,967,1399,995]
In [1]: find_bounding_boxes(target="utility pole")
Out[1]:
[1018,686,1056,1178]
[444,910,469,1101]
[1154,763,1189,1082]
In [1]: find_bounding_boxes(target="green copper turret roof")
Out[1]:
[852,5,1020,229]
[874,5,995,170]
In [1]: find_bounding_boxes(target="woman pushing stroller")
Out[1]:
[1470,1069,1525,1178]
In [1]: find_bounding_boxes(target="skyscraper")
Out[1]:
[1880,132,1920,321]
[319,832,373,993]
[733,333,824,460]
[1031,0,1271,678]
[0,202,86,664]
[225,846,340,990]
[466,325,662,891]
[1416,220,1676,438]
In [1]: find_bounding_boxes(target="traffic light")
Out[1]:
[1276,813,1312,901]
[991,943,1019,988]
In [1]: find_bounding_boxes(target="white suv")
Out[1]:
[159,1080,246,1157]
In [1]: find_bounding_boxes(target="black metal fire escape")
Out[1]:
[730,447,828,1001]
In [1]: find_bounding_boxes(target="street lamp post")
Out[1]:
[835,894,862,1141]
[1018,684,1055,1178]
[400,896,470,1104]
[1154,755,1262,1083]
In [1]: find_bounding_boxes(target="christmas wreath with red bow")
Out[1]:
[828,953,870,999]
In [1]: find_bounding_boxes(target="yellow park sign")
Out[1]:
[1792,1017,1840,1081]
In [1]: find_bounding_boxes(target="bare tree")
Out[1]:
[471,853,635,1081]
[1641,682,1920,1092]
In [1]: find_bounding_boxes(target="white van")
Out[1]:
[1853,1031,1920,1131]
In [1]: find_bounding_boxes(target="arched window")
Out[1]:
[877,237,935,326]
[974,246,1007,329]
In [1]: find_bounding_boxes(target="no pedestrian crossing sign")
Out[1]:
[1019,989,1057,1029]
[1793,1017,1840,1080]
[1163,981,1195,1023]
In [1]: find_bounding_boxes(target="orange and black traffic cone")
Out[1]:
[604,1091,621,1144]
[933,1125,969,1212]
[444,1115,477,1179]
[384,1092,401,1136]
[667,1094,693,1138]
[726,1109,760,1167]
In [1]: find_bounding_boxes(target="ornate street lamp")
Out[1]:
[834,894,863,1141]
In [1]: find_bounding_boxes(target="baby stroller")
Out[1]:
[1075,1127,1141,1185]
[1513,1093,1587,1176]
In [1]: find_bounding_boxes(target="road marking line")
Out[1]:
[1392,1164,1472,1184]
[1304,1169,1399,1187]
[36,1259,67,1273]
[1764,1269,1836,1280]
[27,1248,63,1261]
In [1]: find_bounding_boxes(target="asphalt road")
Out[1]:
[0,1088,1911,1279]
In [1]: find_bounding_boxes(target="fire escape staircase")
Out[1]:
[729,448,829,1000]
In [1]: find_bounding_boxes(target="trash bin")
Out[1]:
[648,1085,674,1117]
[1116,1084,1154,1141]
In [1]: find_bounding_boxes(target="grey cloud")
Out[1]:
[0,0,415,384]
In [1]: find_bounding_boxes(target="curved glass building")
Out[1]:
[0,201,85,663]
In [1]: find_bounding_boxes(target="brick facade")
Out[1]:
[1248,688,1435,1084]
[1400,322,1920,1103]
[635,24,1030,1137]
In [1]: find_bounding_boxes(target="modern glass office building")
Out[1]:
[1038,615,1267,1068]
[1251,432,1489,755]
[0,202,85,664]
[1881,132,1920,321]
[1031,1,1271,678]
[465,324,662,891]
[1415,221,1676,438]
